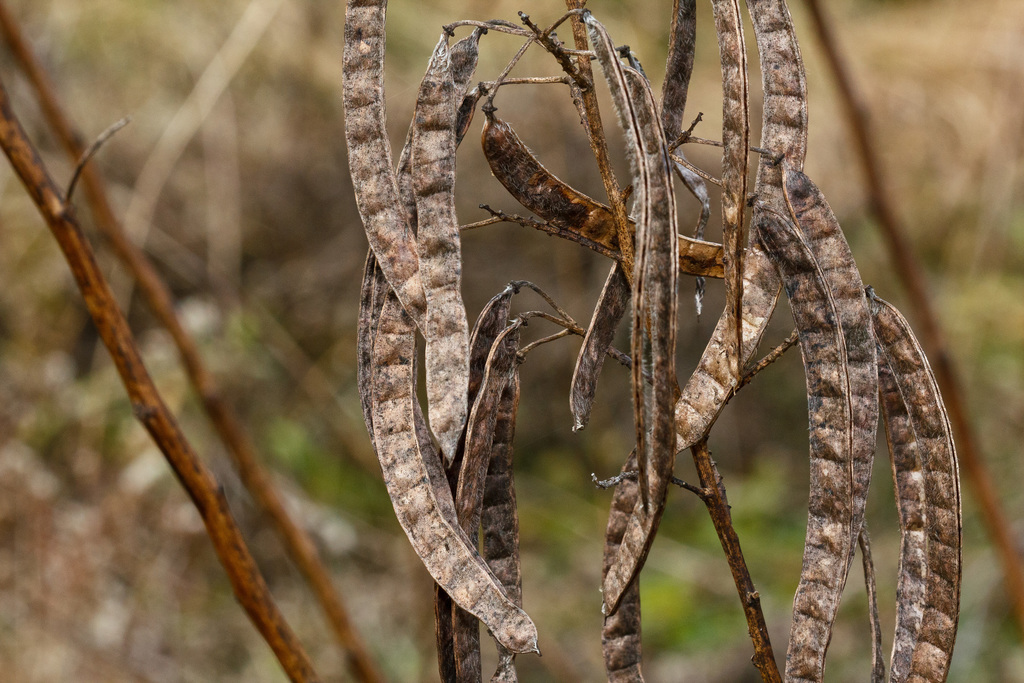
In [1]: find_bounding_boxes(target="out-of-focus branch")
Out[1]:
[804,0,1024,640]
[0,5,386,680]
[0,74,320,683]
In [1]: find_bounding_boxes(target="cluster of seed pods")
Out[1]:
[342,0,962,680]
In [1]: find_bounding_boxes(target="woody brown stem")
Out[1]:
[691,440,781,683]
[0,74,319,683]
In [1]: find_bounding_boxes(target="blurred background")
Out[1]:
[0,0,1021,680]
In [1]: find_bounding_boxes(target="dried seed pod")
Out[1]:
[783,167,878,570]
[603,236,782,615]
[661,0,697,140]
[871,293,961,683]
[710,0,750,383]
[454,323,523,680]
[412,34,471,465]
[745,0,808,204]
[482,369,524,683]
[370,291,538,655]
[451,28,483,96]
[756,206,855,683]
[480,91,724,278]
[571,263,631,431]
[469,284,517,403]
[343,0,427,325]
[620,65,679,516]
[878,357,926,683]
[602,450,645,683]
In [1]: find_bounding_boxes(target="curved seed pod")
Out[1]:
[710,0,750,384]
[603,235,781,615]
[370,291,538,655]
[454,323,523,680]
[878,356,927,683]
[480,110,724,278]
[661,0,697,140]
[343,0,427,325]
[456,86,483,147]
[482,370,524,683]
[871,293,961,683]
[571,263,631,432]
[602,449,645,683]
[412,34,471,465]
[745,0,809,204]
[783,168,878,567]
[756,207,855,683]
[621,65,679,516]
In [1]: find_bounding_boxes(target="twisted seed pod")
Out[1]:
[571,263,631,431]
[343,0,426,325]
[370,291,538,656]
[602,450,645,683]
[756,207,855,683]
[872,293,961,683]
[412,35,471,465]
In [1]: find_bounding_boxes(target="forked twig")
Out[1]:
[0,75,320,683]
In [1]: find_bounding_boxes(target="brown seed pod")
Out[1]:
[661,0,697,141]
[756,206,855,683]
[469,284,517,403]
[570,263,631,432]
[482,369,524,683]
[370,291,538,656]
[878,356,927,683]
[454,323,524,680]
[602,449,645,683]
[783,167,878,574]
[710,0,750,383]
[871,293,961,683]
[620,64,679,516]
[412,34,471,465]
[343,0,427,325]
[480,105,725,278]
[745,0,809,204]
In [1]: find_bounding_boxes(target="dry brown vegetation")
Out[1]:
[1,0,1022,681]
